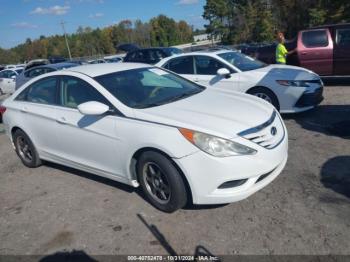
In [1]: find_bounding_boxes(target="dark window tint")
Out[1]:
[60,76,111,109]
[125,50,146,62]
[336,29,350,46]
[26,77,58,105]
[195,56,228,75]
[148,50,165,64]
[167,56,194,74]
[25,68,48,78]
[302,30,328,48]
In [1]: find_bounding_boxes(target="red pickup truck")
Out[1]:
[242,23,350,76]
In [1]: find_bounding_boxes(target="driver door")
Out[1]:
[54,75,124,178]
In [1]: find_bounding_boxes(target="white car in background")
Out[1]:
[1,63,288,212]
[156,50,324,113]
[0,68,24,95]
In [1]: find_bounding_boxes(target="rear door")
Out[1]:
[12,76,59,157]
[298,29,333,75]
[333,27,350,75]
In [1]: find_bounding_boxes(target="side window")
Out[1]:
[0,70,12,78]
[26,77,58,105]
[336,29,350,46]
[195,56,228,75]
[60,76,111,109]
[26,68,45,78]
[302,30,328,48]
[167,56,194,74]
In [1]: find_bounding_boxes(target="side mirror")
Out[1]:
[11,75,16,80]
[217,68,231,78]
[78,101,109,116]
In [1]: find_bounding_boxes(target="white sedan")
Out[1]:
[1,63,288,212]
[156,50,324,113]
[0,68,24,95]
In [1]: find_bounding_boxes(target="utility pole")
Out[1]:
[60,20,72,60]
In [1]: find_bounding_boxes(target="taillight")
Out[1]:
[0,105,6,115]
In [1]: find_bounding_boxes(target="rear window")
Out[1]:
[336,29,350,46]
[302,30,328,48]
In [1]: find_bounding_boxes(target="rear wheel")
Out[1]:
[137,151,187,213]
[13,129,42,168]
[247,87,280,111]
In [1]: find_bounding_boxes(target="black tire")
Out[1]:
[247,87,280,111]
[13,129,42,168]
[137,151,187,213]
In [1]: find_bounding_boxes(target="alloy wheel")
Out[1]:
[254,92,273,104]
[142,162,171,204]
[16,135,33,163]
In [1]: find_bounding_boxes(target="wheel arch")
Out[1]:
[246,85,280,110]
[130,147,193,204]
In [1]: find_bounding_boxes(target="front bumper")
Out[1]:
[174,133,288,205]
[295,86,324,108]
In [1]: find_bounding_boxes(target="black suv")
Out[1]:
[124,47,182,64]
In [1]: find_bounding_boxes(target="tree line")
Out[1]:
[0,15,193,64]
[203,0,350,44]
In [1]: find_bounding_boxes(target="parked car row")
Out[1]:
[1,63,288,212]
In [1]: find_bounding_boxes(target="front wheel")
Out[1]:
[137,151,188,213]
[247,87,280,111]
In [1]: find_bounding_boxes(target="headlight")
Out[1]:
[179,128,257,157]
[276,80,310,87]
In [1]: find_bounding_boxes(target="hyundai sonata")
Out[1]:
[1,63,288,212]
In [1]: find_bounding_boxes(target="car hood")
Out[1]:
[133,89,274,139]
[251,64,320,81]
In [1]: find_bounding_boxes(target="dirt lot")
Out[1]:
[0,84,349,257]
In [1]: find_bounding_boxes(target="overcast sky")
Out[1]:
[0,0,206,49]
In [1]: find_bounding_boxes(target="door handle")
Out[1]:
[20,106,28,113]
[301,52,307,55]
[56,117,68,124]
[193,78,200,82]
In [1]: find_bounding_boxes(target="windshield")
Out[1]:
[218,51,266,71]
[15,69,23,74]
[94,67,204,109]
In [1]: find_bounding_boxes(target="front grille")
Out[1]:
[238,111,285,149]
[295,87,324,108]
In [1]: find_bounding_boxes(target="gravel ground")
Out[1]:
[0,85,349,257]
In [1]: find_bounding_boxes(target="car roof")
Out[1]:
[29,62,77,70]
[169,49,235,57]
[67,63,151,77]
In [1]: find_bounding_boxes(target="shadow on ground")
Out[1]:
[45,162,136,194]
[322,77,350,86]
[283,105,350,139]
[137,213,220,259]
[40,250,97,262]
[320,156,350,199]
